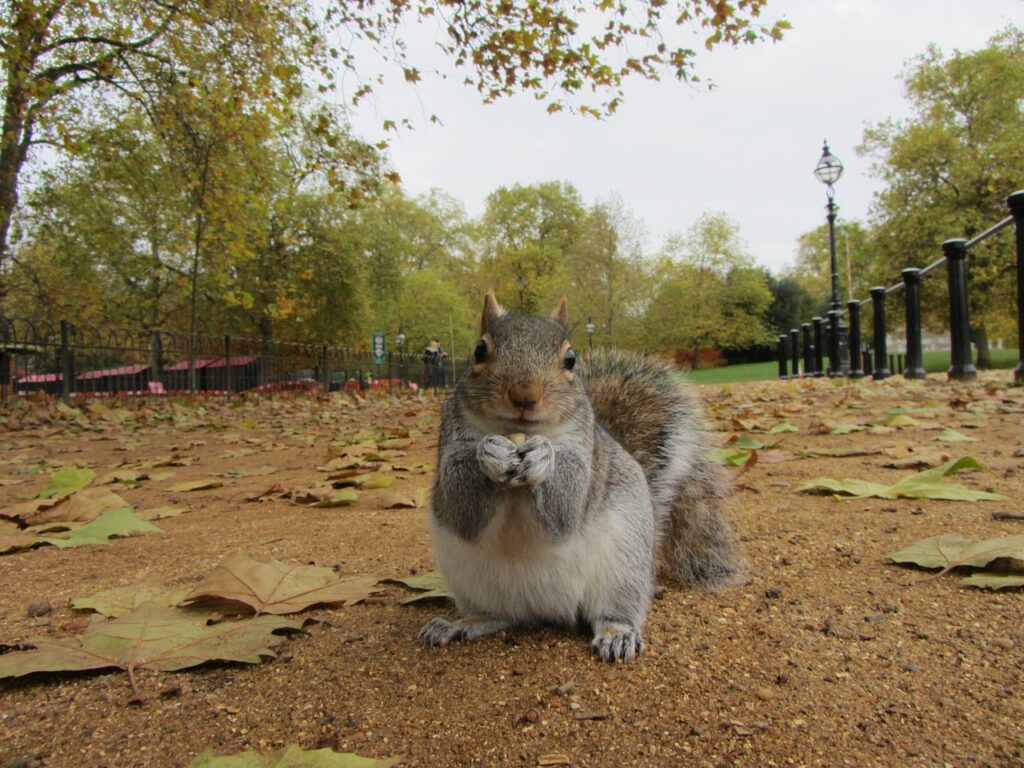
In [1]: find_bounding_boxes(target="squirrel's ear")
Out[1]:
[481,289,506,334]
[550,297,568,329]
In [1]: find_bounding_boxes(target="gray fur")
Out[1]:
[423,305,738,661]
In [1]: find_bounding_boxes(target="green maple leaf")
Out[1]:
[39,508,161,549]
[796,457,1007,501]
[382,572,452,604]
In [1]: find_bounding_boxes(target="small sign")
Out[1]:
[372,332,386,365]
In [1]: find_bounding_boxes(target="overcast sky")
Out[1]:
[348,0,1021,274]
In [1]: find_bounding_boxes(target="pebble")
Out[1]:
[764,587,783,600]
[899,662,922,673]
[26,601,51,618]
[754,687,775,702]
[554,681,575,696]
[990,637,1015,650]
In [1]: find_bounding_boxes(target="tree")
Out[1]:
[788,219,877,316]
[564,195,653,348]
[858,27,1024,366]
[477,182,585,314]
[0,0,331,307]
[764,272,814,337]
[645,211,772,366]
[10,113,192,329]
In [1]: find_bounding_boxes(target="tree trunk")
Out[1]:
[970,325,991,369]
[691,346,701,370]
[0,61,33,310]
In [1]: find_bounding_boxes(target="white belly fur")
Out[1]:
[430,488,650,627]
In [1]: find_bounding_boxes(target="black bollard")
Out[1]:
[812,317,825,376]
[870,287,890,380]
[847,300,863,378]
[778,334,789,379]
[802,323,813,380]
[827,310,841,377]
[1009,191,1024,383]
[790,329,801,377]
[943,238,977,381]
[901,268,927,379]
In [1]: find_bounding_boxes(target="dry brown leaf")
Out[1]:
[182,555,383,615]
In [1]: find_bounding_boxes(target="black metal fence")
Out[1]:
[0,318,468,401]
[778,190,1024,383]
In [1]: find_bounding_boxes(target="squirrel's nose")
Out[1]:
[508,384,540,412]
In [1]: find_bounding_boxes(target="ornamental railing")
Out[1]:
[0,319,466,401]
[778,190,1024,383]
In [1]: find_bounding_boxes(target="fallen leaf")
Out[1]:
[382,572,452,603]
[72,583,189,617]
[39,508,161,549]
[182,555,383,615]
[766,421,798,434]
[244,484,285,502]
[382,495,418,509]
[186,745,402,768]
[960,572,1024,590]
[798,447,885,458]
[98,469,147,485]
[359,474,395,490]
[169,479,224,492]
[32,467,95,500]
[888,533,1024,576]
[0,602,299,697]
[828,423,865,435]
[934,428,979,442]
[136,505,190,521]
[796,457,1008,502]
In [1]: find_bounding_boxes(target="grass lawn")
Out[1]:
[683,347,1020,385]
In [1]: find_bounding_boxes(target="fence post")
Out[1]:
[777,334,789,379]
[789,328,800,377]
[901,268,926,379]
[942,238,976,381]
[826,310,841,377]
[801,323,812,379]
[812,317,824,376]
[321,345,330,392]
[1008,190,1024,383]
[846,300,863,379]
[224,335,233,398]
[59,320,72,402]
[869,287,890,380]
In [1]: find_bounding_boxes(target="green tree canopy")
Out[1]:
[644,211,772,365]
[858,26,1024,362]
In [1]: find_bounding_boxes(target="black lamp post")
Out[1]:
[586,316,595,352]
[814,140,846,375]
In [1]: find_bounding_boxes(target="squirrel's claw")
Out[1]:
[591,622,644,662]
[418,616,464,647]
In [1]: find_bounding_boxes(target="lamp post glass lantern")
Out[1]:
[814,140,848,375]
[586,316,596,352]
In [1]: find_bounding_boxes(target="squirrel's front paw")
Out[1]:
[477,435,519,484]
[510,436,554,487]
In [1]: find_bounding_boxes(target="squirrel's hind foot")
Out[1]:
[590,620,644,662]
[418,615,511,647]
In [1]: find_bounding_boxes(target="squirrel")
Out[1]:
[418,291,741,661]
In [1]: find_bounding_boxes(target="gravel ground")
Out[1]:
[1,374,1022,768]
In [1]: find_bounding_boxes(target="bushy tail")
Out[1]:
[580,349,744,589]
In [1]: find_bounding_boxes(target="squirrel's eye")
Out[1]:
[474,339,488,364]
[563,348,576,371]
